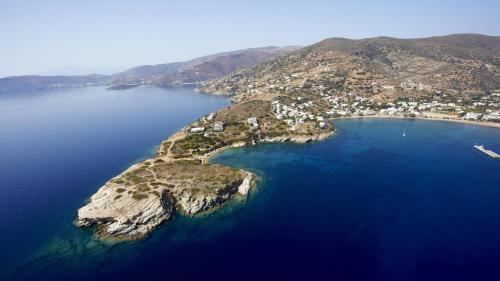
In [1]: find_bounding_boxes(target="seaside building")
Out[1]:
[190,127,205,133]
[464,112,483,121]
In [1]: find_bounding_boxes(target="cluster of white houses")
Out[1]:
[464,111,500,121]
[188,87,499,136]
[272,90,500,128]
[272,99,327,130]
[189,112,226,134]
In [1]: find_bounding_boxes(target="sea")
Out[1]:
[0,86,499,281]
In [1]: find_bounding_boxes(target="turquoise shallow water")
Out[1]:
[1,87,500,280]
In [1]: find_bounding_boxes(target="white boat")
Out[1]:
[402,129,406,137]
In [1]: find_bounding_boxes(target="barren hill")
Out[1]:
[200,34,500,99]
[109,46,301,86]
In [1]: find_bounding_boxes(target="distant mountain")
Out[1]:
[109,46,301,86]
[7,34,499,96]
[37,66,128,76]
[200,34,500,97]
[0,46,299,93]
[0,75,109,93]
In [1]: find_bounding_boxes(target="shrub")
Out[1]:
[132,193,148,200]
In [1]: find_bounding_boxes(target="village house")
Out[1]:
[190,127,205,133]
[464,112,483,120]
[247,117,259,129]
[483,111,500,122]
[213,121,224,132]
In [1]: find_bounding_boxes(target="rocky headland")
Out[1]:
[76,94,334,241]
[77,34,500,241]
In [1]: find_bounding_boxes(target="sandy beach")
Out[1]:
[337,115,500,129]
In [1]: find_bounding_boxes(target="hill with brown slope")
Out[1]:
[109,46,300,86]
[200,34,500,99]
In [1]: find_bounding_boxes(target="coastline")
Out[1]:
[203,130,336,164]
[76,93,336,241]
[76,88,495,242]
[337,115,500,129]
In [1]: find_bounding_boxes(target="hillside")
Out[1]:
[77,34,500,242]
[200,34,500,99]
[109,46,300,86]
[0,46,299,93]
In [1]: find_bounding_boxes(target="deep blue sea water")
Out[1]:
[1,87,500,280]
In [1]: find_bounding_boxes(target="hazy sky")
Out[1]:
[1,0,499,77]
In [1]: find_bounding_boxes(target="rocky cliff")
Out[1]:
[77,160,255,240]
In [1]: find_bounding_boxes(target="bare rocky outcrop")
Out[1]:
[77,188,174,240]
[77,160,256,241]
[261,130,335,144]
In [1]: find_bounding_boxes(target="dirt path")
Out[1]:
[159,131,188,160]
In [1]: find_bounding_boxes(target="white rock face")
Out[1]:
[175,191,222,215]
[77,167,256,241]
[238,172,254,195]
[173,174,253,215]
[77,184,174,239]
[261,130,334,144]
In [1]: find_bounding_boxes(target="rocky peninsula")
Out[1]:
[76,95,334,241]
[77,34,500,241]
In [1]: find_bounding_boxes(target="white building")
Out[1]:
[190,127,205,133]
[380,107,399,116]
[483,111,500,121]
[464,112,483,120]
[247,117,259,129]
[213,122,224,132]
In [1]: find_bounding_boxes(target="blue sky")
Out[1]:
[1,0,499,77]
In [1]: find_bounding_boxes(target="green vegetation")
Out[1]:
[136,184,151,193]
[179,175,193,180]
[131,175,142,184]
[174,159,202,165]
[132,193,148,200]
[116,188,126,193]
[171,134,225,156]
[261,130,286,138]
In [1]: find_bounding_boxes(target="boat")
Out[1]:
[402,129,406,137]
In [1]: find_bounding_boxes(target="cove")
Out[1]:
[1,87,500,280]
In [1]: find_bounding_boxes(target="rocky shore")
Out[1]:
[77,159,256,241]
[76,94,335,241]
